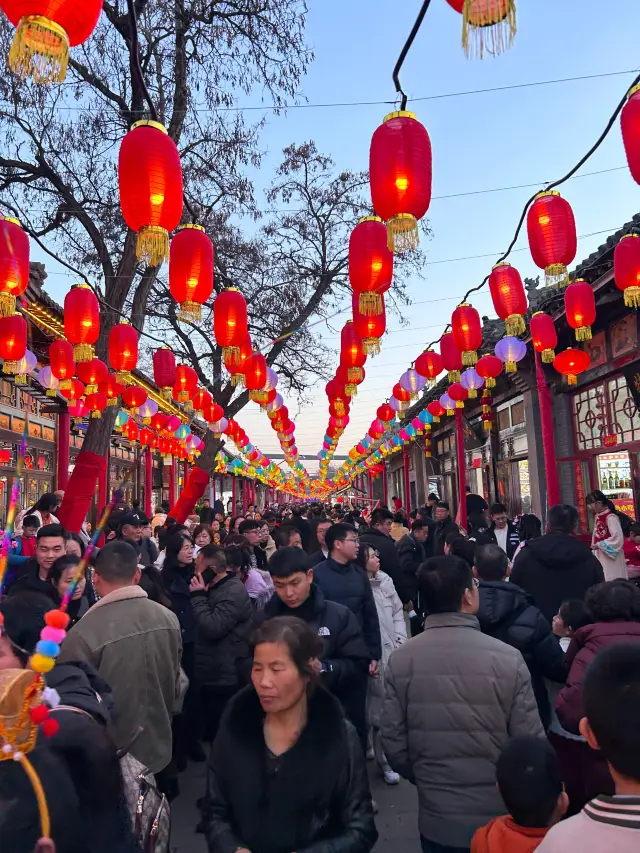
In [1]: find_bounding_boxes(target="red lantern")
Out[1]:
[369,111,432,252]
[63,283,99,362]
[205,402,224,424]
[169,225,214,322]
[108,321,138,382]
[3,0,103,84]
[488,262,528,336]
[614,233,640,307]
[0,313,27,375]
[621,85,640,185]
[370,419,385,438]
[348,216,394,314]
[49,339,75,388]
[153,347,176,401]
[352,293,386,355]
[214,288,248,361]
[447,382,468,409]
[139,427,155,447]
[0,216,29,317]
[98,373,124,407]
[415,349,442,385]
[121,385,148,409]
[564,279,596,342]
[440,332,463,382]
[392,382,411,403]
[451,303,482,366]
[527,191,577,288]
[85,392,107,419]
[336,363,365,398]
[243,352,268,402]
[475,354,503,388]
[118,121,183,266]
[174,363,198,402]
[427,400,445,423]
[59,377,84,401]
[377,403,395,423]
[75,358,107,394]
[150,412,168,432]
[553,348,590,386]
[444,0,516,60]
[125,420,139,444]
[326,378,348,417]
[190,387,208,415]
[529,312,557,363]
[339,320,366,385]
[0,448,11,464]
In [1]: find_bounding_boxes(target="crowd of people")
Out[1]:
[1,487,640,853]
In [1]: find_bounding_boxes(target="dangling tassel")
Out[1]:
[0,293,16,317]
[107,397,118,407]
[505,361,517,374]
[467,388,478,399]
[9,15,69,84]
[567,374,577,386]
[73,344,94,363]
[359,292,383,315]
[160,387,172,402]
[222,345,240,363]
[455,401,464,409]
[624,287,640,308]
[85,384,97,395]
[45,389,57,397]
[178,301,202,323]
[2,361,19,375]
[136,226,169,267]
[462,350,478,366]
[505,314,525,336]
[14,373,27,385]
[542,349,555,364]
[447,370,461,383]
[484,377,496,388]
[545,263,569,289]
[575,325,592,342]
[363,337,381,356]
[91,411,102,419]
[387,214,419,253]
[347,367,364,383]
[462,0,517,60]
[345,383,357,397]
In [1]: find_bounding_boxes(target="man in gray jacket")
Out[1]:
[382,554,544,853]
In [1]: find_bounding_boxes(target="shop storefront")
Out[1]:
[495,395,530,518]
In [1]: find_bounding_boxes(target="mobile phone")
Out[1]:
[201,567,215,585]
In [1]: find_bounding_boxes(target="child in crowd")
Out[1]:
[8,515,39,567]
[537,644,640,851]
[623,521,640,582]
[472,737,567,853]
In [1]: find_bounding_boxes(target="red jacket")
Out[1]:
[556,621,640,733]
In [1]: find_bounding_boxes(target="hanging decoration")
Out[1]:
[75,358,107,394]
[427,400,445,423]
[377,403,395,423]
[529,312,557,363]
[447,382,468,408]
[369,111,432,252]
[460,367,484,398]
[214,288,249,361]
[439,392,455,417]
[481,388,495,431]
[243,352,268,403]
[451,302,482,365]
[488,262,528,335]
[98,373,124,407]
[348,216,394,314]
[352,292,386,355]
[621,85,640,185]
[440,332,463,383]
[553,348,590,385]
[224,333,252,387]
[36,365,59,396]
[0,313,27,377]
[121,386,148,410]
[527,190,577,288]
[613,233,640,307]
[475,353,502,388]
[444,0,517,60]
[59,378,84,401]
[152,347,176,402]
[85,392,107,419]
[108,321,138,383]
[564,278,596,341]
[49,339,75,389]
[169,225,214,322]
[0,216,29,317]
[399,368,426,400]
[63,283,100,362]
[415,349,442,386]
[495,335,527,373]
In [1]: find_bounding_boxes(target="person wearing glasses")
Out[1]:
[382,555,544,853]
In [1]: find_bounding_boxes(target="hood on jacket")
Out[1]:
[264,581,326,619]
[524,533,592,569]
[471,815,547,853]
[476,580,532,630]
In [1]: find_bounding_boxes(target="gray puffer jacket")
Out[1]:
[382,612,544,848]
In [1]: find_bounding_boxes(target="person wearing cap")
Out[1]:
[117,510,158,567]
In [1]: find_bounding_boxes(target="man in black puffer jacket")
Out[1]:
[474,543,568,729]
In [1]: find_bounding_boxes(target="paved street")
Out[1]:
[170,756,421,853]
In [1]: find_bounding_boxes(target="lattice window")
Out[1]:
[573,383,607,451]
[608,375,640,444]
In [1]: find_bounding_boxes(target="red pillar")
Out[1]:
[56,411,70,491]
[535,351,561,511]
[169,459,176,507]
[403,447,411,511]
[232,475,237,512]
[455,409,468,530]
[97,447,109,546]
[381,463,388,508]
[368,470,373,504]
[144,448,153,519]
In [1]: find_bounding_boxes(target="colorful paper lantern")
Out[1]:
[447,382,468,408]
[415,349,442,385]
[488,262,528,336]
[121,385,148,409]
[108,321,138,382]
[85,392,107,419]
[377,403,395,423]
[244,352,268,402]
[439,392,455,416]
[75,357,107,394]
[37,365,59,396]
[169,225,214,322]
[340,320,367,385]
[440,332,463,382]
[529,312,557,363]
[153,347,176,402]
[0,216,29,317]
[348,216,394,314]
[553,348,590,385]
[475,354,503,388]
[495,336,527,373]
[172,363,197,403]
[444,0,516,60]
[138,399,158,423]
[460,367,485,398]
[613,233,640,307]
[0,313,27,376]
[451,302,482,366]
[621,85,640,185]
[564,279,596,342]
[527,191,577,288]
[59,377,84,401]
[392,382,412,403]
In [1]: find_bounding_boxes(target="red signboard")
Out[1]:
[612,497,636,516]
[574,462,588,531]
[603,434,618,447]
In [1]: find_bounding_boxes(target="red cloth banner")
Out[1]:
[169,466,210,523]
[57,450,107,533]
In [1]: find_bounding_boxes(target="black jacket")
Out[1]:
[289,513,312,551]
[314,557,382,661]
[200,506,216,525]
[164,562,196,644]
[204,685,377,853]
[396,533,426,602]
[358,527,412,603]
[433,516,460,556]
[486,522,521,560]
[475,580,567,728]
[138,536,158,566]
[192,574,253,689]
[5,557,59,601]
[510,533,605,624]
[309,548,329,567]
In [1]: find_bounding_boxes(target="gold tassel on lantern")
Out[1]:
[462,351,478,367]
[567,373,577,386]
[541,349,555,364]
[14,372,27,385]
[115,371,131,384]
[624,287,640,308]
[467,388,477,399]
[91,411,102,419]
[447,370,461,383]
[545,263,569,289]
[462,0,517,60]
[160,387,171,402]
[0,294,16,317]
[45,389,56,397]
[178,301,202,323]
[107,397,118,407]
[73,344,94,363]
[575,325,592,342]
[387,213,419,253]
[136,226,169,267]
[2,361,19,376]
[362,337,381,356]
[359,292,383,316]
[505,314,526,336]
[505,361,517,374]
[8,15,69,85]
[347,367,364,383]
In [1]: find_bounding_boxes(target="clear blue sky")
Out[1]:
[38,1,640,467]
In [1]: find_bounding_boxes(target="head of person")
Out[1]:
[584,580,640,623]
[315,519,332,549]
[586,489,613,516]
[165,530,194,569]
[580,644,640,788]
[273,525,302,550]
[547,503,579,535]
[21,515,39,539]
[34,492,60,517]
[193,524,213,549]
[496,737,567,829]
[64,531,85,558]
[449,534,476,568]
[417,555,479,615]
[35,523,66,574]
[152,524,162,541]
[224,516,232,530]
[263,511,276,532]
[325,522,358,563]
[629,521,640,545]
[356,542,380,576]
[201,499,210,508]
[410,519,428,543]
[251,616,323,714]
[474,543,509,582]
[427,492,439,507]
[393,511,407,525]
[93,540,140,598]
[490,502,508,529]
[230,515,245,534]
[258,521,270,543]
[391,495,398,503]
[211,518,221,533]
[49,554,86,602]
[443,530,463,556]
[552,598,594,638]
[224,544,251,579]
[119,511,144,543]
[517,513,542,542]
[268,547,313,609]
[238,518,262,547]
[371,507,393,536]
[434,501,450,522]
[194,543,228,582]
[138,565,172,609]
[141,522,153,540]
[0,592,55,669]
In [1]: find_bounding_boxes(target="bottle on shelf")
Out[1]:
[614,472,620,489]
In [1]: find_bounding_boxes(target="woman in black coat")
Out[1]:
[204,616,377,853]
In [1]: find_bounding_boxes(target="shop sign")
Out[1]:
[574,462,588,531]
[612,498,636,515]
[603,434,618,447]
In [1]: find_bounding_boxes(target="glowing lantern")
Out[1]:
[0,448,11,464]
[369,111,432,252]
[495,336,527,374]
[326,378,348,417]
[415,349,442,386]
[439,392,455,416]
[475,354,503,388]
[399,369,426,400]
[37,365,58,396]
[0,216,29,317]
[98,373,124,407]
[152,347,176,402]
[75,358,107,394]
[393,382,411,403]
[527,191,577,288]
[244,352,268,402]
[448,382,468,408]
[224,332,252,387]
[348,216,394,314]
[121,385,148,409]
[564,279,596,342]
[150,413,168,432]
[138,399,158,423]
[0,313,27,376]
[451,302,482,366]
[444,0,516,59]
[139,427,154,447]
[169,225,214,322]
[614,233,640,307]
[67,399,87,421]
[621,85,640,185]
[214,288,248,361]
[440,332,463,383]
[553,348,590,385]
[337,363,365,398]
[118,121,183,266]
[59,377,84,401]
[206,402,224,425]
[85,392,107,419]
[49,339,75,388]
[529,312,557,363]
[460,367,484,398]
[190,387,208,415]
[165,415,181,433]
[340,320,367,385]
[108,321,138,382]
[63,283,99,362]
[377,403,395,423]
[352,293,386,355]
[488,262,528,336]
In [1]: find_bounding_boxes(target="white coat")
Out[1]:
[366,569,406,728]
[592,510,628,582]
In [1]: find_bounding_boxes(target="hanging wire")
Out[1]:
[127,0,158,123]
[393,0,433,111]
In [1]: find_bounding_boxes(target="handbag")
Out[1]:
[120,752,171,853]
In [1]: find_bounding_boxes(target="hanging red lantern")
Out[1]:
[0,216,29,317]
[108,321,138,382]
[488,262,528,336]
[121,385,148,409]
[139,427,155,447]
[63,283,99,362]
[169,225,214,322]
[377,403,395,423]
[98,373,124,407]
[529,312,557,363]
[75,358,107,394]
[614,233,640,307]
[621,85,640,185]
[243,352,268,402]
[370,418,385,438]
[174,363,198,402]
[125,420,139,444]
[326,378,348,417]
[440,332,463,382]
[152,347,176,401]
[59,377,84,401]
[348,216,394,314]
[118,121,183,266]
[451,302,482,366]
[352,292,386,355]
[564,279,596,342]
[392,382,411,403]
[553,348,590,386]
[190,387,208,415]
[475,354,503,388]
[0,313,27,375]
[224,332,252,387]
[369,111,432,252]
[339,320,367,385]
[336,363,365,398]
[85,392,107,419]
[2,0,103,84]
[0,448,11,464]
[415,349,442,385]
[205,402,224,424]
[447,382,468,409]
[49,339,75,388]
[527,191,577,288]
[444,0,516,60]
[150,412,168,432]
[214,288,248,361]
[427,400,445,423]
